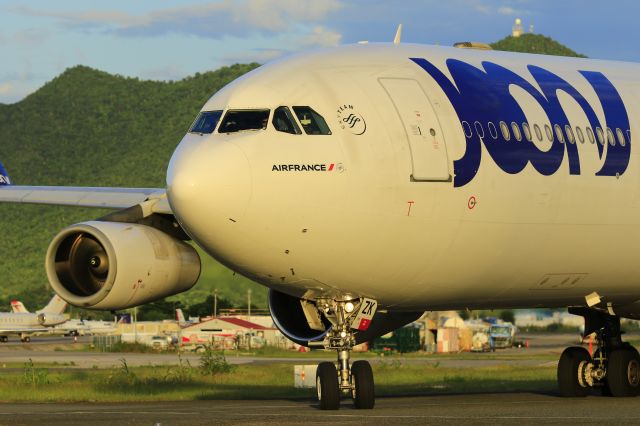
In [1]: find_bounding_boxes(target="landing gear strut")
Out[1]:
[310,298,376,410]
[558,307,640,397]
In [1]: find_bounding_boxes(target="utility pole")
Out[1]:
[133,306,138,344]
[213,289,218,318]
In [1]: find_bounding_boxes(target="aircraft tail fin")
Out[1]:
[176,308,186,324]
[37,295,68,314]
[0,161,10,185]
[10,300,29,313]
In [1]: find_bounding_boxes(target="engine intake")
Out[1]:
[46,221,201,310]
[268,289,330,345]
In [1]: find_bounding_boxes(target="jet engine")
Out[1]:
[268,289,423,347]
[36,312,65,326]
[46,221,201,310]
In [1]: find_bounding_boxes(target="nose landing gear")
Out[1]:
[558,307,640,397]
[310,298,376,410]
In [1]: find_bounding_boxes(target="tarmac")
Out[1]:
[1,392,640,425]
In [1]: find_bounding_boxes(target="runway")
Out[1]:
[1,392,639,425]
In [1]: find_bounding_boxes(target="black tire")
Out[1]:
[351,360,375,409]
[558,346,591,397]
[21,336,31,343]
[607,347,640,397]
[316,362,340,410]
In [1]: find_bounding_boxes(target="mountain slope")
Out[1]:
[490,33,586,58]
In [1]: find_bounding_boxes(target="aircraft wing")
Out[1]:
[0,186,171,214]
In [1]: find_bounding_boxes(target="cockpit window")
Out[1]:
[272,106,301,135]
[189,110,223,134]
[218,109,270,133]
[292,106,332,135]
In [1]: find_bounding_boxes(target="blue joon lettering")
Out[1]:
[410,58,631,187]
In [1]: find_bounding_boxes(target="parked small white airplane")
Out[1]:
[10,298,116,336]
[2,34,640,407]
[0,295,67,342]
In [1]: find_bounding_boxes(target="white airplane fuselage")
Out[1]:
[167,43,640,316]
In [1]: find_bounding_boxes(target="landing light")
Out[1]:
[345,302,355,313]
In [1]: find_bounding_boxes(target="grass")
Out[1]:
[0,355,557,402]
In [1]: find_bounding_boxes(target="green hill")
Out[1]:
[490,33,586,58]
[0,33,584,316]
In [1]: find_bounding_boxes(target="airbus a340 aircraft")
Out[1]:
[1,37,640,408]
[0,295,67,342]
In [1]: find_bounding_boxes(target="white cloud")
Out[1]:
[12,1,344,39]
[0,81,37,104]
[299,26,342,47]
[498,6,518,16]
[219,26,342,66]
[221,48,287,65]
[0,28,49,46]
[0,82,14,96]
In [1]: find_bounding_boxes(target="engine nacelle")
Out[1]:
[46,221,201,310]
[36,312,66,326]
[268,289,423,347]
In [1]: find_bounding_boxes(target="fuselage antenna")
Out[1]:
[393,24,403,45]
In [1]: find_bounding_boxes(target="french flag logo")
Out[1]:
[0,161,10,185]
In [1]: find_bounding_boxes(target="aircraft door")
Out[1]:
[379,78,450,181]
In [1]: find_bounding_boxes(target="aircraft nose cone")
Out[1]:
[167,140,252,230]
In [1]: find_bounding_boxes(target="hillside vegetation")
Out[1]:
[490,33,586,58]
[0,34,583,314]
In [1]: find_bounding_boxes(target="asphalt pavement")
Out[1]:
[1,392,639,425]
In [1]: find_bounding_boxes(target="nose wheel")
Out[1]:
[351,360,375,409]
[316,362,340,410]
[311,298,377,410]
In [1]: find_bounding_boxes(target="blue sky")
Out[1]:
[0,0,638,103]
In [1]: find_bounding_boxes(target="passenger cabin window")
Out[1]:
[474,121,484,139]
[272,106,301,134]
[616,128,626,146]
[554,124,565,143]
[565,125,575,144]
[596,127,605,145]
[218,109,270,133]
[607,128,616,146]
[488,122,498,139]
[500,121,510,141]
[292,106,331,135]
[511,122,522,141]
[533,124,543,141]
[190,110,223,134]
[522,122,532,142]
[576,127,585,144]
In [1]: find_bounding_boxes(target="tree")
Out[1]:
[500,310,515,324]
[187,294,233,318]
